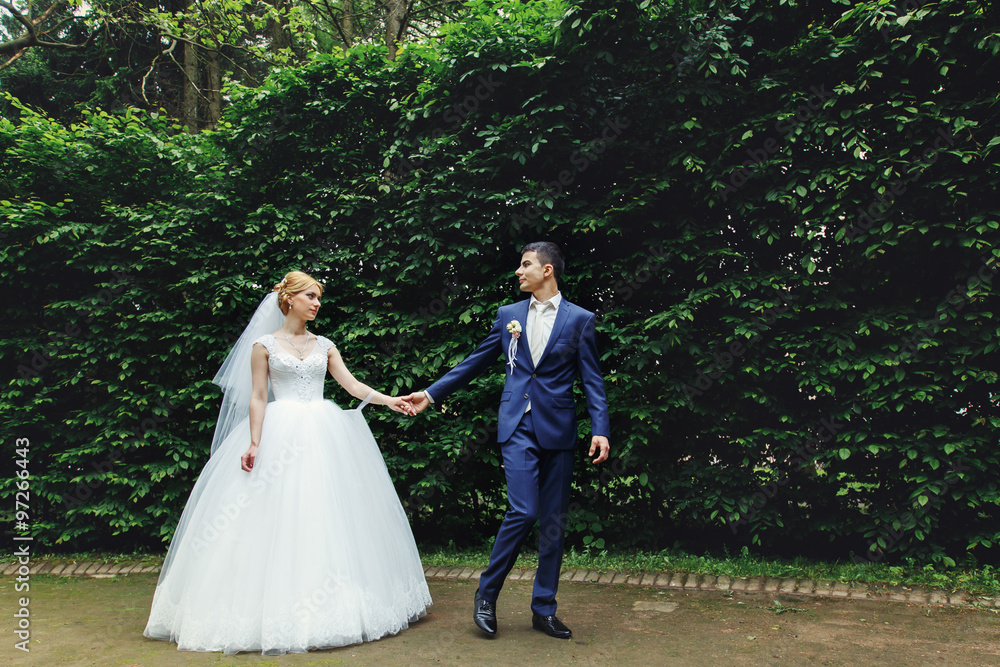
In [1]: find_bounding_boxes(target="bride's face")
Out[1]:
[288,287,321,320]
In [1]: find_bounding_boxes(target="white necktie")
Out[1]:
[530,301,551,364]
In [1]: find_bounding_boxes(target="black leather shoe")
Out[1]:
[473,590,497,637]
[532,613,572,639]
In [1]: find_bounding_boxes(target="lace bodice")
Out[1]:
[254,334,335,402]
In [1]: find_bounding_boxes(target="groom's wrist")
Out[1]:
[424,390,434,404]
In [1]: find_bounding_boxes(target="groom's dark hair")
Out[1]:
[521,241,564,280]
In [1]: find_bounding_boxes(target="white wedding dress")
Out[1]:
[144,334,431,655]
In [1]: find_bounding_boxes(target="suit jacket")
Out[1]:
[427,298,610,448]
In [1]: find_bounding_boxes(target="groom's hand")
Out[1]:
[401,391,430,415]
[589,435,610,464]
[387,396,417,416]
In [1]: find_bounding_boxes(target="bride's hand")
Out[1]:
[388,396,417,416]
[400,392,430,415]
[241,444,258,472]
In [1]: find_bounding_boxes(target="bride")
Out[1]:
[144,271,431,655]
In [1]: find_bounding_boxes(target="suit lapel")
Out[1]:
[511,299,534,368]
[535,299,571,369]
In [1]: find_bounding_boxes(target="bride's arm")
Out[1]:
[327,346,415,415]
[241,343,270,471]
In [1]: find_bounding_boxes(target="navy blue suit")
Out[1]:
[427,297,609,615]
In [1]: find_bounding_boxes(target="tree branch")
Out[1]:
[0,45,28,71]
[0,0,37,36]
[0,0,100,56]
[408,0,463,20]
[314,0,350,48]
[407,23,443,39]
[140,39,177,105]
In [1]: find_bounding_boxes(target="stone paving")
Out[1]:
[4,559,996,609]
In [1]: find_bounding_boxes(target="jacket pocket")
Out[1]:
[548,337,577,361]
[500,391,512,403]
[551,397,575,409]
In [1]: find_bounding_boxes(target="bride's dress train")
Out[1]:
[144,334,431,654]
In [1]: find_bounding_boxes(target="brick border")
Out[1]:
[3,560,996,610]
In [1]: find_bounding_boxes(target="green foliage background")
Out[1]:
[2,0,999,566]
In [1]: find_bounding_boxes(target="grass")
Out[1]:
[6,545,999,598]
[1,550,165,567]
[419,544,1000,598]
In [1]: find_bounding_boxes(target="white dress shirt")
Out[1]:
[527,292,561,363]
[525,292,561,412]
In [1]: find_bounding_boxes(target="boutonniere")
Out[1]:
[506,319,522,374]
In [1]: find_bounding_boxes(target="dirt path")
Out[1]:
[2,573,999,666]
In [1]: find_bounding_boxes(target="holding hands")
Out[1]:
[400,392,430,415]
[387,395,418,416]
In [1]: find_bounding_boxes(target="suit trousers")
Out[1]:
[477,411,575,616]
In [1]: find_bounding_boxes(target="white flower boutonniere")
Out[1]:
[506,319,522,374]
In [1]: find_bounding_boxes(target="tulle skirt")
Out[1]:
[144,399,432,655]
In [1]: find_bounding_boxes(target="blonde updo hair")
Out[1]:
[273,271,323,315]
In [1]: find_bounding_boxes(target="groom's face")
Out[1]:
[516,251,549,293]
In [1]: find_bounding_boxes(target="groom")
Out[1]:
[404,241,610,639]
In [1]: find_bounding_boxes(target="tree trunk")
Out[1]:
[268,0,292,53]
[182,39,199,134]
[383,0,407,60]
[206,48,222,130]
[342,0,354,50]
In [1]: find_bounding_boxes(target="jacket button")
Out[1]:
[523,394,529,399]
[531,373,537,378]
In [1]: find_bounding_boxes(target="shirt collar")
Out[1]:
[530,292,562,311]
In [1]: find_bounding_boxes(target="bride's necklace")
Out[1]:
[280,331,313,360]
